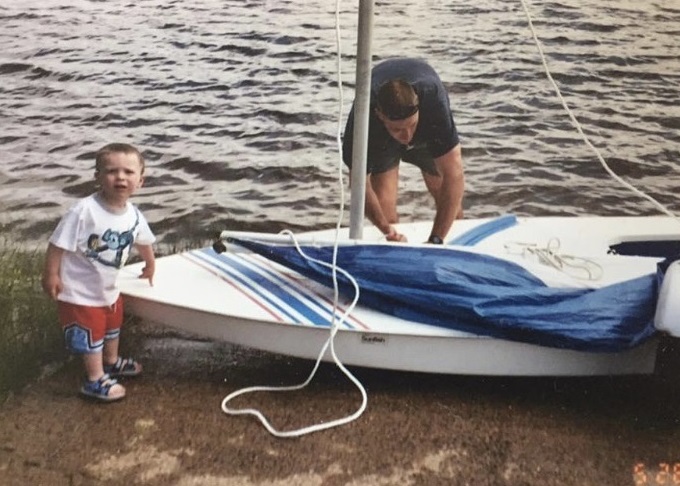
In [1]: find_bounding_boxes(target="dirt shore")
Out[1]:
[1,323,680,486]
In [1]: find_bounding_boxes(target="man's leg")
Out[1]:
[422,171,442,200]
[421,171,463,219]
[369,166,400,223]
[422,171,464,219]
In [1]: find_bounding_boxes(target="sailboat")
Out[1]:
[118,1,680,376]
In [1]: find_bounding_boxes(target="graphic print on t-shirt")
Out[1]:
[85,213,139,268]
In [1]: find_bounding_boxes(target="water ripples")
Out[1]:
[1,0,679,245]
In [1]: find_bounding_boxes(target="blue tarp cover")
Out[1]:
[229,238,662,352]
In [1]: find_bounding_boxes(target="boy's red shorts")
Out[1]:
[57,296,123,354]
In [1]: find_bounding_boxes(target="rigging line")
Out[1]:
[220,0,368,438]
[220,233,367,438]
[519,0,678,221]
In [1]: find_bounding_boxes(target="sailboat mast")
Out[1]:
[348,0,374,240]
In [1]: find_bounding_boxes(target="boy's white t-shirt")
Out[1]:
[49,193,156,307]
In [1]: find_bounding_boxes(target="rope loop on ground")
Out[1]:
[220,0,368,438]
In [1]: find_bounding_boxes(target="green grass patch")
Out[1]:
[0,243,64,402]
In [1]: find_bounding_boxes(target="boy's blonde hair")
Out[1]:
[95,143,145,173]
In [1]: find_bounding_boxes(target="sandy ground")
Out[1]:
[2,323,680,486]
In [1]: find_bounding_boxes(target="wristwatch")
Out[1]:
[428,235,443,244]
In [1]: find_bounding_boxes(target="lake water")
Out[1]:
[1,0,679,246]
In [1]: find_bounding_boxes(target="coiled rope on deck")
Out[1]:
[504,239,604,280]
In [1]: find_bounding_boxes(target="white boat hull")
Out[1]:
[119,216,680,376]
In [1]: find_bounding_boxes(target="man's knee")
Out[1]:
[422,172,442,198]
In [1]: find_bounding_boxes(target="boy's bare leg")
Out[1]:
[103,337,120,367]
[83,352,105,382]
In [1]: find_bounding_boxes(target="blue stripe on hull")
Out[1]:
[192,248,356,329]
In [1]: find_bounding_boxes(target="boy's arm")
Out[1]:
[42,243,65,301]
[135,243,155,286]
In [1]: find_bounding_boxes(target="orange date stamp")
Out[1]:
[634,463,680,485]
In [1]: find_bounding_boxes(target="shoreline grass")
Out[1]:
[0,242,64,403]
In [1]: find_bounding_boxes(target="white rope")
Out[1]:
[221,231,367,438]
[519,0,678,221]
[504,239,604,280]
[220,0,368,438]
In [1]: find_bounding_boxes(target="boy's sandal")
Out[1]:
[80,374,125,402]
[104,356,142,377]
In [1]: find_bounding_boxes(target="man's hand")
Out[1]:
[385,225,407,242]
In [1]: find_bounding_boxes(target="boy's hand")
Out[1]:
[41,274,63,301]
[139,264,155,286]
[42,243,64,300]
[135,244,155,286]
